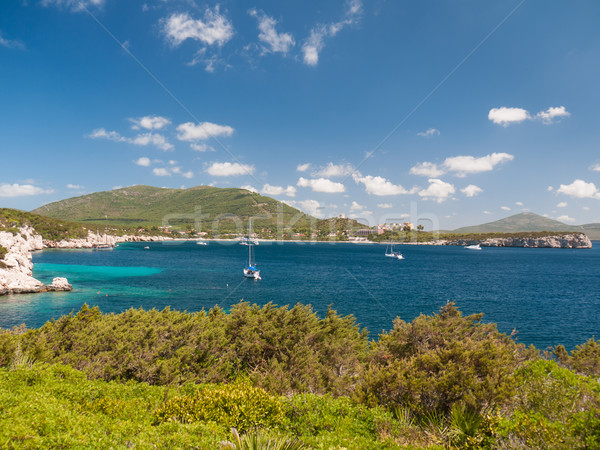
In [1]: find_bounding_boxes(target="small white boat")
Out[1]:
[196,241,208,246]
[385,236,404,260]
[465,244,482,250]
[144,246,150,249]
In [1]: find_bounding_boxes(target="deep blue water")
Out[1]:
[0,241,598,350]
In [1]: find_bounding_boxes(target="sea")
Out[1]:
[0,241,598,351]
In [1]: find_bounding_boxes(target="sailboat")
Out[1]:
[243,221,261,280]
[385,234,404,260]
[93,228,113,250]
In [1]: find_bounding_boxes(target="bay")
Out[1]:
[0,241,598,351]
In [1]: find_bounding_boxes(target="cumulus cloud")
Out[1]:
[191,143,215,152]
[89,128,125,142]
[261,184,297,197]
[557,215,576,223]
[287,199,324,218]
[153,168,171,177]
[177,122,234,142]
[241,185,258,193]
[296,163,311,172]
[461,184,483,197]
[352,173,416,196]
[377,203,393,209]
[515,201,523,206]
[443,153,514,177]
[302,0,362,66]
[590,163,600,172]
[489,105,570,126]
[557,202,568,208]
[350,201,364,212]
[312,162,354,178]
[206,162,255,177]
[248,9,294,54]
[409,162,445,177]
[411,153,513,178]
[557,179,600,199]
[162,8,233,47]
[416,128,440,138]
[66,184,83,189]
[418,179,455,203]
[501,206,511,211]
[135,157,151,167]
[129,115,171,130]
[0,183,54,197]
[182,171,194,179]
[297,177,345,193]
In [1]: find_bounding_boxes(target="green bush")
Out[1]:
[154,381,286,432]
[555,338,600,377]
[358,302,535,416]
[493,360,600,447]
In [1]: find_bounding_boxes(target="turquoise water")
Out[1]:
[0,241,598,350]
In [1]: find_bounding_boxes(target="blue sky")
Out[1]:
[1,0,599,229]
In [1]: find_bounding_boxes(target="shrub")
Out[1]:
[358,302,535,416]
[555,338,600,377]
[154,381,286,432]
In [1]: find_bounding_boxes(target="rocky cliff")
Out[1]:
[442,233,592,249]
[0,228,171,296]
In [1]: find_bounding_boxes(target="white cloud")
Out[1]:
[248,9,294,54]
[289,199,324,218]
[129,115,171,130]
[442,153,514,177]
[131,133,173,151]
[411,153,513,178]
[461,184,483,197]
[0,31,25,50]
[312,162,354,178]
[557,202,568,208]
[583,206,590,211]
[488,107,530,126]
[66,184,83,189]
[418,179,455,203]
[352,173,415,196]
[41,0,104,12]
[557,179,600,199]
[241,185,258,193]
[489,105,570,126]
[501,206,511,211]
[590,164,600,172]
[89,128,125,142]
[182,171,194,179]
[535,106,570,124]
[297,177,345,193]
[557,215,576,223]
[0,183,54,197]
[177,122,234,141]
[206,162,255,177]
[135,157,151,167]
[377,203,393,209]
[296,163,311,172]
[350,201,364,212]
[484,210,492,215]
[416,128,440,138]
[191,143,215,152]
[515,201,523,206]
[153,168,171,177]
[261,184,297,197]
[547,186,554,192]
[410,162,445,177]
[302,0,362,66]
[89,128,173,151]
[162,9,233,47]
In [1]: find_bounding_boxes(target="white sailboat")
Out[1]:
[385,235,404,260]
[465,244,482,250]
[243,221,261,280]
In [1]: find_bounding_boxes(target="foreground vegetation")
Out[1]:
[1,302,599,448]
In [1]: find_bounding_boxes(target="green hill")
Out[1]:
[32,185,317,234]
[453,212,600,240]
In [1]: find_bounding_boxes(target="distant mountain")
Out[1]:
[453,212,600,240]
[32,185,315,232]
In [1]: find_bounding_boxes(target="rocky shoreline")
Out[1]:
[0,227,172,296]
[439,233,592,249]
